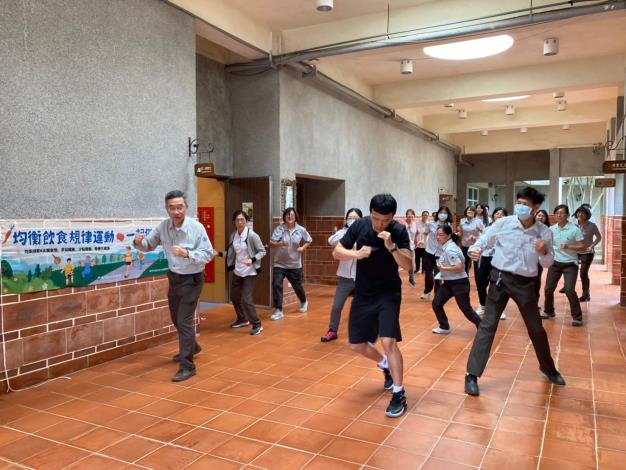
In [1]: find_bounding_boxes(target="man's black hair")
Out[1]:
[165,190,187,203]
[369,193,397,215]
[516,187,545,206]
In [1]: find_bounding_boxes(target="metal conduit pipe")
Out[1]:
[286,62,462,155]
[227,0,625,71]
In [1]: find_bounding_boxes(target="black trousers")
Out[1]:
[476,256,493,307]
[231,274,260,326]
[467,269,557,377]
[461,246,472,274]
[423,252,440,294]
[415,247,425,272]
[167,271,204,371]
[272,267,306,309]
[578,253,594,296]
[432,278,481,330]
[535,265,543,302]
[544,262,582,321]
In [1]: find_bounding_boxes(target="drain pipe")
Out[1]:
[286,62,461,155]
[227,0,625,71]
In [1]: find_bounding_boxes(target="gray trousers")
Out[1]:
[328,276,355,332]
[167,271,204,371]
[544,261,582,321]
[231,274,260,326]
[467,269,557,377]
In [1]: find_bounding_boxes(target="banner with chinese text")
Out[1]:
[1,220,168,295]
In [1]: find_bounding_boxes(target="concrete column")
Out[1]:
[549,148,560,209]
[505,153,515,212]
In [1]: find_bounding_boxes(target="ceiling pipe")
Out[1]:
[286,62,462,155]
[226,0,625,72]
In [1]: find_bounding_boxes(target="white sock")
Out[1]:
[392,385,404,393]
[378,356,388,369]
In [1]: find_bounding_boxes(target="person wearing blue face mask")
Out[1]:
[321,208,363,342]
[464,187,565,396]
[420,206,453,301]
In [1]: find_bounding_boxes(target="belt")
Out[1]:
[167,270,203,277]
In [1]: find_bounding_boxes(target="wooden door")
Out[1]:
[226,177,272,306]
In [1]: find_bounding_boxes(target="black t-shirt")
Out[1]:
[339,217,411,296]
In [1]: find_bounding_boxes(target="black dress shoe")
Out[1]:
[172,344,202,362]
[464,374,480,396]
[172,368,196,382]
[541,369,566,386]
[579,294,590,302]
[559,287,566,294]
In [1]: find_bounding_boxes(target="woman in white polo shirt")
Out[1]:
[431,225,481,334]
[541,205,585,326]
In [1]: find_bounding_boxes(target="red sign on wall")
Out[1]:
[197,207,215,283]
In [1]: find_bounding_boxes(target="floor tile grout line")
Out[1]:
[587,327,600,470]
[535,301,567,470]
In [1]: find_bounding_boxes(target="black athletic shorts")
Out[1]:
[348,291,402,344]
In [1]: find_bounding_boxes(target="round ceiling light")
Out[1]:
[423,34,514,61]
[316,0,333,12]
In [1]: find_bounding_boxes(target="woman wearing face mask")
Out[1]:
[534,210,551,306]
[415,211,430,274]
[459,206,484,275]
[321,208,363,342]
[431,225,481,334]
[475,207,508,318]
[404,209,418,287]
[421,206,453,301]
[270,207,312,321]
[219,210,266,335]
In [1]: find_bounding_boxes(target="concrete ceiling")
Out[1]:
[172,0,626,154]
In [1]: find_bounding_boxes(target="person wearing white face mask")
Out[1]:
[420,206,453,301]
[321,208,363,342]
[464,187,565,396]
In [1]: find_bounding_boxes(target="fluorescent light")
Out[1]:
[423,34,514,61]
[482,95,529,103]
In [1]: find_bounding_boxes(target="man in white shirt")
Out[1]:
[464,187,565,396]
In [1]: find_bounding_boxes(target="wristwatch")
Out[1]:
[388,243,398,253]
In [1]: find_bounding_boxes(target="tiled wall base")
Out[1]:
[0,276,181,393]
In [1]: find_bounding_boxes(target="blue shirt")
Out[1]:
[551,222,584,264]
[136,217,213,275]
[435,240,467,281]
[470,215,554,278]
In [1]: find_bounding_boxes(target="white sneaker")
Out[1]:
[432,327,451,334]
[476,305,485,315]
[420,293,430,300]
[270,310,284,321]
[500,312,507,320]
[299,301,308,313]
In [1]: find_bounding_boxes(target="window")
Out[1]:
[467,186,479,207]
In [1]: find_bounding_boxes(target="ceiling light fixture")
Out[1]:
[316,0,333,12]
[543,37,559,56]
[520,127,528,133]
[443,103,455,108]
[481,130,488,136]
[482,95,529,103]
[458,109,467,119]
[553,91,565,99]
[557,100,567,111]
[400,59,413,75]
[505,105,515,116]
[562,124,570,130]
[423,34,514,61]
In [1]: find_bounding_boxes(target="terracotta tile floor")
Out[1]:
[1,265,625,469]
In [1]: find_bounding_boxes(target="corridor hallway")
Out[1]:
[0,266,624,469]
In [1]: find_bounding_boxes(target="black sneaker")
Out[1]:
[231,321,251,328]
[559,287,566,294]
[382,367,393,391]
[385,390,407,418]
[579,294,590,302]
[250,325,263,335]
[540,310,555,319]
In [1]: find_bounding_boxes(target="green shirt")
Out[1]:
[550,222,583,264]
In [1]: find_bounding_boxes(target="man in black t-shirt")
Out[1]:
[334,193,412,418]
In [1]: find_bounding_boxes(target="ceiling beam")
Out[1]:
[374,54,626,108]
[423,100,615,134]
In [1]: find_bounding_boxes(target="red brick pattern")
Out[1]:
[302,216,345,287]
[0,276,178,392]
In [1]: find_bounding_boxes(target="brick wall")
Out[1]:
[1,276,177,392]
[303,216,344,286]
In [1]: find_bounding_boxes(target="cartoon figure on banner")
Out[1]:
[123,246,134,278]
[81,256,93,279]
[63,258,74,286]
